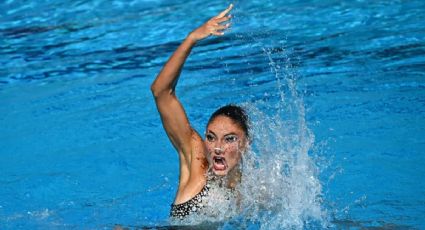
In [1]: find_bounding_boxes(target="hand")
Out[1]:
[188,4,233,42]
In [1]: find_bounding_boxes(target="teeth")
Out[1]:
[214,156,225,165]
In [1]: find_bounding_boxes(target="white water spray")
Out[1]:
[231,46,328,229]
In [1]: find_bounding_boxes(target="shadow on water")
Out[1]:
[0,24,95,39]
[331,219,418,230]
[114,219,417,230]
[4,22,421,84]
[114,222,220,230]
[1,31,269,83]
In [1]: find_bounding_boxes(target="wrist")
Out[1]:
[186,32,199,44]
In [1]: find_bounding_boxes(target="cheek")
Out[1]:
[205,142,214,153]
[205,142,214,156]
[224,145,239,158]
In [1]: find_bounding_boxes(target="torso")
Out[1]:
[170,173,239,223]
[170,178,210,220]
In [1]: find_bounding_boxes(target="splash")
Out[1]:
[235,106,327,229]
[231,46,328,229]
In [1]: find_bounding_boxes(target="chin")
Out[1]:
[212,168,228,176]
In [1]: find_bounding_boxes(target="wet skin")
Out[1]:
[151,4,235,204]
[205,115,248,176]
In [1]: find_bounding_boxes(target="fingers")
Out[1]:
[208,22,230,36]
[200,4,233,38]
[216,3,233,19]
[211,31,225,36]
[215,15,231,24]
[216,23,230,30]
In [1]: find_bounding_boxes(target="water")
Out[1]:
[1,0,425,229]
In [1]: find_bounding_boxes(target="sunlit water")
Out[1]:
[1,0,425,229]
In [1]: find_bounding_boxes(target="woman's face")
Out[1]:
[205,115,248,176]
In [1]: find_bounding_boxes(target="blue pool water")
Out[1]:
[1,0,425,229]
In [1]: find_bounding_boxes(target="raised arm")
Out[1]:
[151,4,233,158]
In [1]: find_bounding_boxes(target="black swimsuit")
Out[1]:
[170,182,210,220]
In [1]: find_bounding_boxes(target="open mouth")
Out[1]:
[212,156,227,171]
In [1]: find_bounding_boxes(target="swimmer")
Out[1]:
[151,4,250,220]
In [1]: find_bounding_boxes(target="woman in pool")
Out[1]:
[151,4,249,220]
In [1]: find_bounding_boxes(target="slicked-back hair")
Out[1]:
[207,104,249,138]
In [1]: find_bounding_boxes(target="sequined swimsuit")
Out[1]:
[170,182,210,220]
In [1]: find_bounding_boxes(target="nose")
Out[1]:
[214,147,223,154]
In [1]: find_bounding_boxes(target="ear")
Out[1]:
[247,136,252,145]
[240,136,251,152]
[244,133,252,145]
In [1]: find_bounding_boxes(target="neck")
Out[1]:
[227,168,241,189]
[208,165,241,189]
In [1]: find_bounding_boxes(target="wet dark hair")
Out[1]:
[207,104,250,137]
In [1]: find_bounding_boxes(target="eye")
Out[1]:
[224,135,238,143]
[206,133,215,142]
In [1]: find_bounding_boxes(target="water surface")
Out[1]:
[1,0,424,229]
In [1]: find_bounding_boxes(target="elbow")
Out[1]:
[150,82,173,99]
[150,82,157,96]
[150,82,161,98]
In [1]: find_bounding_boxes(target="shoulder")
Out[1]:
[190,130,205,152]
[189,129,208,172]
[191,130,208,168]
[179,129,204,160]
[178,129,208,184]
[174,130,208,204]
[178,129,203,162]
